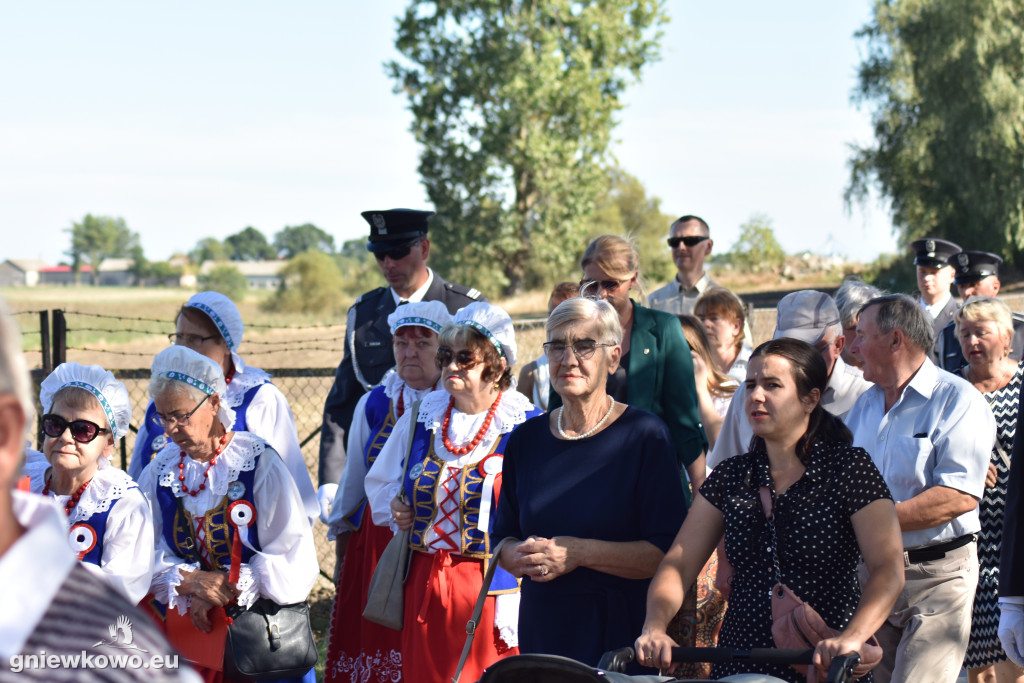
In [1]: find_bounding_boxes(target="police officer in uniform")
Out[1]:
[938,250,1024,372]
[911,237,961,365]
[316,209,484,518]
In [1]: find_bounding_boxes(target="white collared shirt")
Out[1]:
[921,293,952,320]
[647,272,715,316]
[0,492,77,657]
[845,359,994,548]
[391,268,435,306]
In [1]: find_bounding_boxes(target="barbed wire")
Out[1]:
[66,345,345,357]
[63,310,346,331]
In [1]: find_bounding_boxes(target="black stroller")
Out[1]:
[474,646,863,683]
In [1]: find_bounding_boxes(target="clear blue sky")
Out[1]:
[0,1,899,269]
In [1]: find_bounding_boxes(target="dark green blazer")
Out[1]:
[550,301,707,469]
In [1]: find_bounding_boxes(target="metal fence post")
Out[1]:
[39,310,51,375]
[52,309,66,368]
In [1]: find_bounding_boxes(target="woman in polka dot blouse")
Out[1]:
[636,338,905,682]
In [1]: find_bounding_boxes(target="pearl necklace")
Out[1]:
[442,391,503,455]
[178,433,229,496]
[557,397,616,440]
[43,476,91,516]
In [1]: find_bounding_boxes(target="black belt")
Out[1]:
[906,534,976,563]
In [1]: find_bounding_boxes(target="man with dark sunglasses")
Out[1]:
[317,209,485,518]
[648,215,718,316]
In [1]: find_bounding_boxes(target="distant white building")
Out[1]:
[199,260,284,290]
[0,259,50,286]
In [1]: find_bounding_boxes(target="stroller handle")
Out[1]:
[598,646,861,681]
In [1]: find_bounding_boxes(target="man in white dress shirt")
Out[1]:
[846,293,994,683]
[707,290,871,468]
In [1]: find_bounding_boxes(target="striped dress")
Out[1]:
[964,360,1023,669]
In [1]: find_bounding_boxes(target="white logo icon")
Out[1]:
[93,615,148,652]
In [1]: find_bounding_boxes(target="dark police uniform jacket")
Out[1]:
[926,295,959,366]
[938,312,1024,372]
[318,273,483,485]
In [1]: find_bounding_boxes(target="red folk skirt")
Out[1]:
[401,550,517,683]
[324,504,404,683]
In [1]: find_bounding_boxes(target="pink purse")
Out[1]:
[760,487,882,681]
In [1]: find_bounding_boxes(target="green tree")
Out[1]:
[66,214,140,285]
[199,264,248,301]
[334,238,380,298]
[225,227,276,262]
[388,0,667,294]
[729,213,786,274]
[189,237,227,265]
[129,244,149,285]
[265,251,345,314]
[847,0,1024,259]
[273,223,335,258]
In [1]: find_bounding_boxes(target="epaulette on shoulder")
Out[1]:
[445,282,483,300]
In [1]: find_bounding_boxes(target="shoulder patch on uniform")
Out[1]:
[444,281,482,300]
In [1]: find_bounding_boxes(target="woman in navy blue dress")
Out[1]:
[492,296,687,669]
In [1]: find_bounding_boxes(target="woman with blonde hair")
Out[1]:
[678,315,737,449]
[956,297,1024,683]
[550,234,706,493]
[695,286,752,384]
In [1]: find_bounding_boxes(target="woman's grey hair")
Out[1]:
[547,297,623,345]
[861,294,934,353]
[834,277,884,328]
[0,299,32,428]
[148,375,210,404]
[956,296,1014,344]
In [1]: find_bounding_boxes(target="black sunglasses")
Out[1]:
[373,239,422,262]
[579,279,626,293]
[436,346,480,370]
[42,414,109,444]
[667,235,709,248]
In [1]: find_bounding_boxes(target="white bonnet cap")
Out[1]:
[150,346,236,429]
[184,291,245,368]
[40,363,132,441]
[387,301,453,336]
[453,302,517,367]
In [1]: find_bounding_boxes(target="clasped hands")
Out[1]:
[179,569,240,633]
[501,535,576,582]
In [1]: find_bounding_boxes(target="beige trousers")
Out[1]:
[861,542,979,683]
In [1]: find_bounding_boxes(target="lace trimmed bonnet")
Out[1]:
[39,362,132,441]
[150,345,236,430]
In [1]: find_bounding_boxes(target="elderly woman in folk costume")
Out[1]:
[28,362,154,604]
[137,346,318,683]
[324,301,452,683]
[129,291,318,523]
[364,302,541,683]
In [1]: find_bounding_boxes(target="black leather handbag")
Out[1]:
[223,598,318,682]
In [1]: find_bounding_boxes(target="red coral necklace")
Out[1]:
[441,391,502,455]
[43,476,91,516]
[179,433,229,496]
[396,380,437,418]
